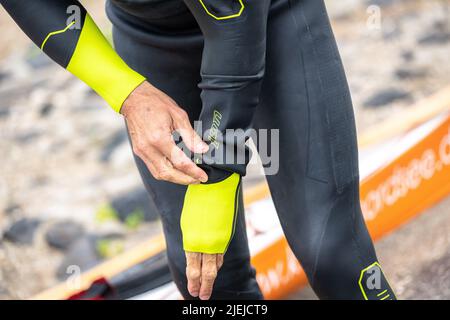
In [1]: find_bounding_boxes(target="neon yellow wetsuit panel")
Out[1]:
[181,173,241,254]
[67,15,145,113]
[1,0,145,113]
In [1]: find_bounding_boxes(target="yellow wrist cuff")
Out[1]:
[181,173,241,254]
[67,14,145,113]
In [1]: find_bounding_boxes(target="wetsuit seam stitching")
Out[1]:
[350,182,365,268]
[62,19,84,68]
[347,181,366,300]
[287,0,311,182]
[310,192,337,288]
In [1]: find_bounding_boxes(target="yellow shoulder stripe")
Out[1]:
[198,0,245,20]
[40,21,76,50]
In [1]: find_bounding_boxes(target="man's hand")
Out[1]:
[121,81,209,185]
[186,252,224,300]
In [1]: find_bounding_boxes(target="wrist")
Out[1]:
[65,14,146,113]
[121,81,153,117]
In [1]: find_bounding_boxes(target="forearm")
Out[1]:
[0,0,145,112]
[184,0,271,180]
[181,0,271,255]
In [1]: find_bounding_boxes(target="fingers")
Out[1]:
[199,254,219,300]
[185,253,224,300]
[186,252,202,298]
[156,133,208,183]
[135,145,200,185]
[171,107,209,154]
[131,122,207,184]
[216,254,224,270]
[155,157,201,185]
[123,84,209,185]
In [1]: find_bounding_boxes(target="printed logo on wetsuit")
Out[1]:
[358,262,395,300]
[198,0,245,20]
[207,109,222,150]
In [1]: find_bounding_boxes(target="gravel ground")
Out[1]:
[0,0,449,299]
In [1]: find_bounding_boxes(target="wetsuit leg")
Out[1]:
[106,1,263,300]
[253,0,396,300]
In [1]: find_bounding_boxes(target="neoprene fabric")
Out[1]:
[181,173,241,254]
[108,0,396,300]
[0,0,145,112]
[1,0,397,300]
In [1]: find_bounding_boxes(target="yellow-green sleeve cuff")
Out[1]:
[67,14,146,113]
[180,173,241,254]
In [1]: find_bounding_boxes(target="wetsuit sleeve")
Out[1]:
[180,1,270,254]
[0,0,145,113]
[183,0,271,180]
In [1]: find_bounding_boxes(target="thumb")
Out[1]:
[172,110,209,154]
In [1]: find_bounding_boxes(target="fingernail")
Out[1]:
[198,143,209,152]
[199,176,208,183]
[199,294,210,300]
[190,291,199,298]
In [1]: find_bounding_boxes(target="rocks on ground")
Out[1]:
[56,235,102,281]
[3,218,41,245]
[56,233,125,281]
[45,221,85,251]
[364,88,412,108]
[111,188,160,223]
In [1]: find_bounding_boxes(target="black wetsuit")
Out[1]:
[1,0,396,300]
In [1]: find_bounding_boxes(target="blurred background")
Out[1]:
[0,0,449,299]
